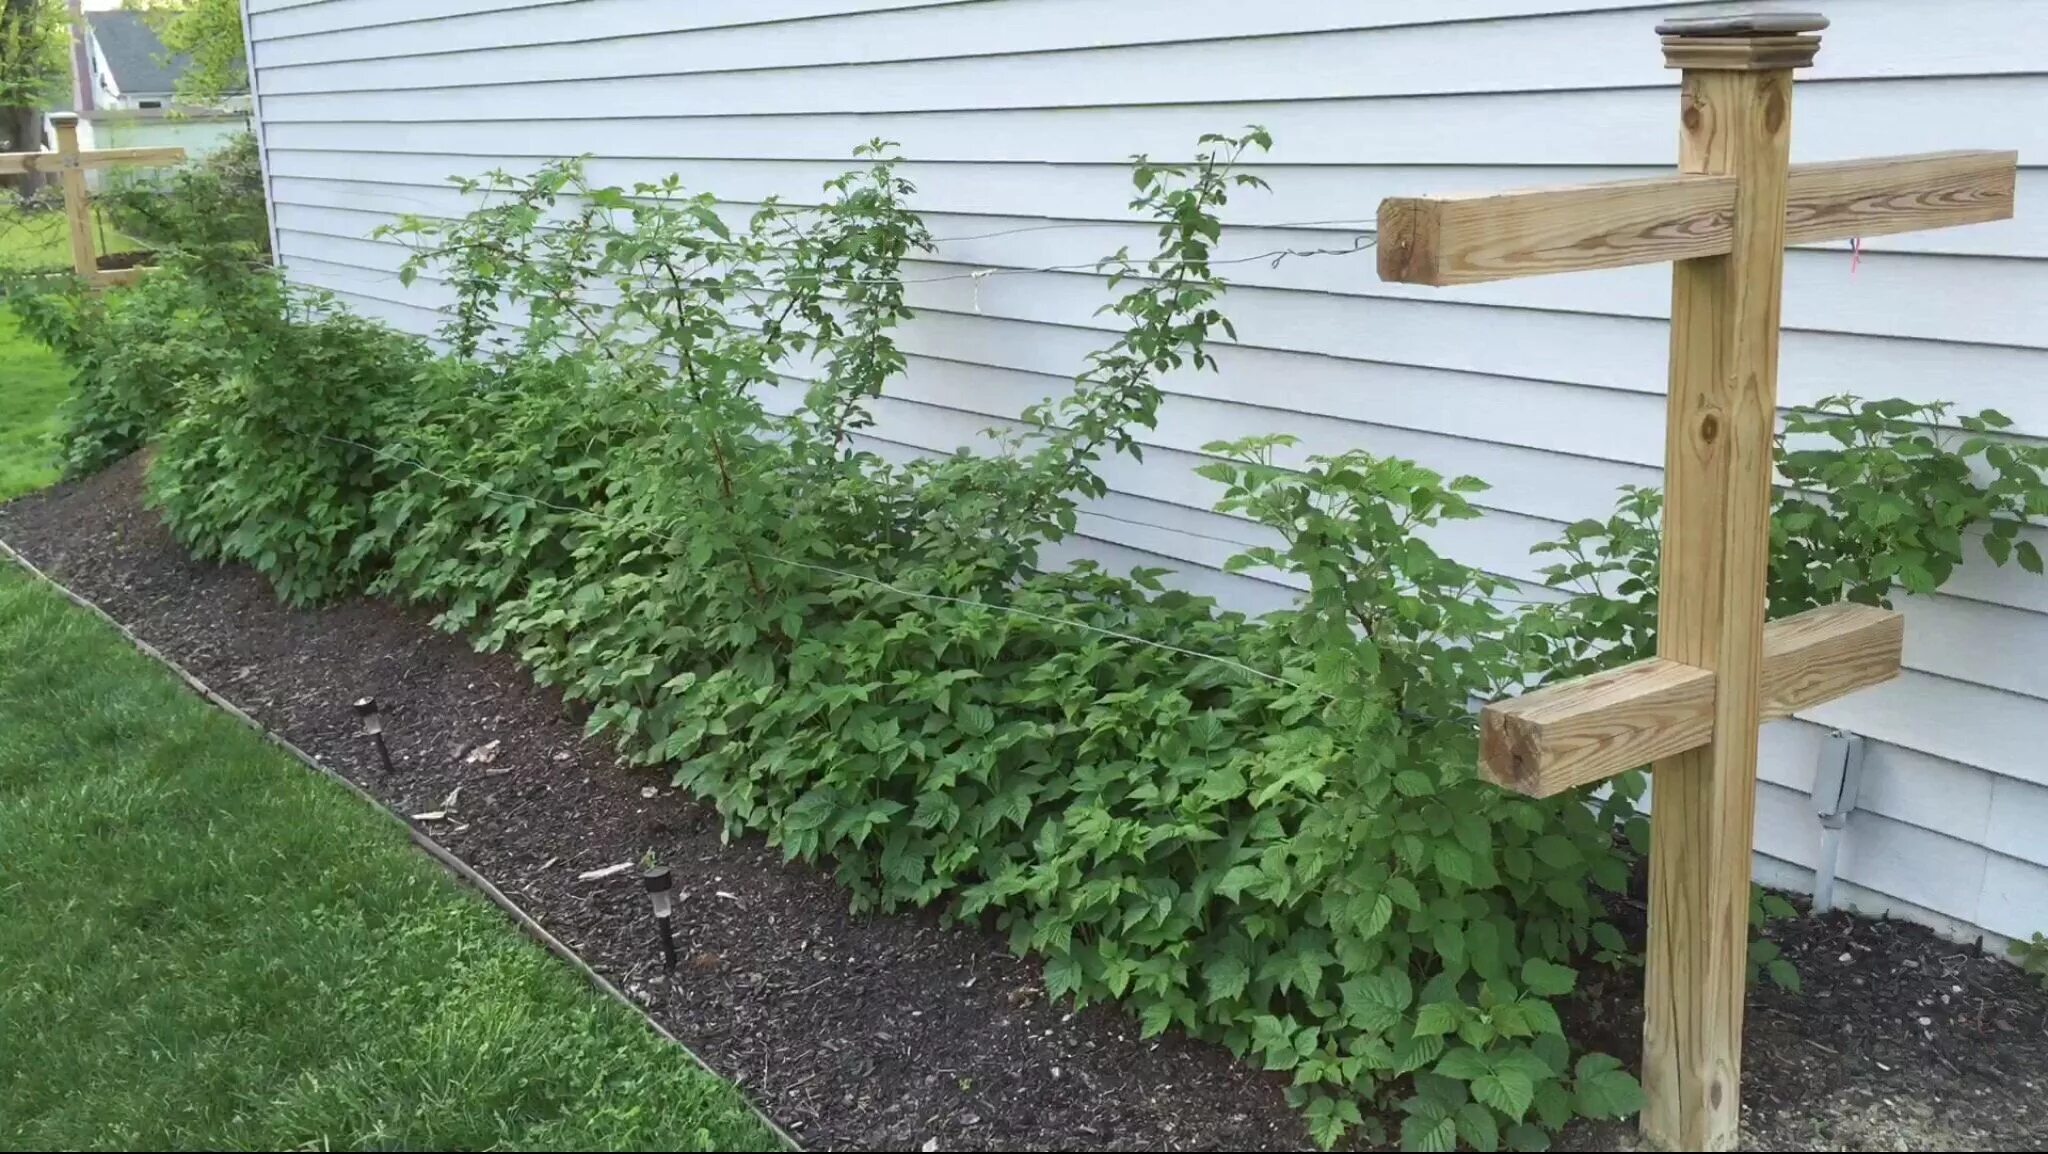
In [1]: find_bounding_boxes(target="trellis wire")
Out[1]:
[283,224,1378,307]
[876,232,1376,286]
[313,180,1382,245]
[922,217,1380,245]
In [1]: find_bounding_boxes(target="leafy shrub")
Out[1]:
[99,131,271,259]
[1748,890,1801,993]
[2013,932,2048,987]
[39,130,2048,1150]
[147,269,426,605]
[1521,397,2048,681]
[1516,401,2046,1005]
[357,351,657,635]
[358,135,1646,1149]
[3,261,233,474]
[1776,399,2047,600]
[2,131,278,479]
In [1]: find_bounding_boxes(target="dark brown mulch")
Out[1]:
[3,454,2046,1152]
[0,455,1309,1153]
[1562,887,2048,1151]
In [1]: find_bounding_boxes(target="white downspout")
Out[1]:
[1809,730,1867,914]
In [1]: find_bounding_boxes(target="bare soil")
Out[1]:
[3,454,2044,1152]
[95,249,156,271]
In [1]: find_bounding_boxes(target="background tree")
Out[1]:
[0,0,67,192]
[127,0,244,105]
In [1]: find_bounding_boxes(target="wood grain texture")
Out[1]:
[1375,151,2015,286]
[48,118,97,280]
[0,145,186,176]
[1639,62,1798,1152]
[1785,150,2018,245]
[1480,602,1904,797]
[1758,601,1908,714]
[1377,175,1735,285]
[1661,34,1822,72]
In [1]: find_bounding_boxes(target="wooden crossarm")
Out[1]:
[1784,150,2018,245]
[0,146,187,176]
[1478,601,1903,798]
[1377,174,1736,285]
[1379,150,2017,285]
[91,267,150,289]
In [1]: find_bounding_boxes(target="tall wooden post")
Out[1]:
[1375,9,2016,1150]
[47,112,99,280]
[1640,15,1820,1150]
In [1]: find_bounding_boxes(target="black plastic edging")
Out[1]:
[0,536,801,1153]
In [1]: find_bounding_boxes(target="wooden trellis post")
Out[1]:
[0,112,184,290]
[1375,12,2017,1151]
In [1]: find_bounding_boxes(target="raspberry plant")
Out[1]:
[359,131,1647,1149]
[32,129,2048,1152]
[144,265,427,606]
[3,259,233,475]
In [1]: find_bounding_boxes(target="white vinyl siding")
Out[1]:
[244,0,2048,947]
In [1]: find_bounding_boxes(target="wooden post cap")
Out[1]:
[46,111,78,126]
[1654,13,1829,37]
[1660,11,1825,71]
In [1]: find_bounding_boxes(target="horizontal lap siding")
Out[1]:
[257,148,2048,259]
[246,0,2048,943]
[249,0,2040,72]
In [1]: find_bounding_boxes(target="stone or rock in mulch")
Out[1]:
[5,454,2046,1152]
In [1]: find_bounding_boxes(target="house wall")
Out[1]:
[239,0,2048,947]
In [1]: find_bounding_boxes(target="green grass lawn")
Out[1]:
[1,305,69,500]
[0,201,79,270]
[0,201,147,271]
[0,571,777,1148]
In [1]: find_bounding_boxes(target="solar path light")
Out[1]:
[642,864,677,970]
[352,696,395,774]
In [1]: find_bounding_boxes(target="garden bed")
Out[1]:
[4,456,2045,1152]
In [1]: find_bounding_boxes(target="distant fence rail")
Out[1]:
[0,113,184,289]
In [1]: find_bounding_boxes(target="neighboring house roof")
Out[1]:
[86,10,191,98]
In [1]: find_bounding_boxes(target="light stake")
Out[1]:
[641,865,677,970]
[352,696,395,774]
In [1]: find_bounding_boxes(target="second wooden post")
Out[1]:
[46,112,98,280]
[1640,16,1822,1151]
